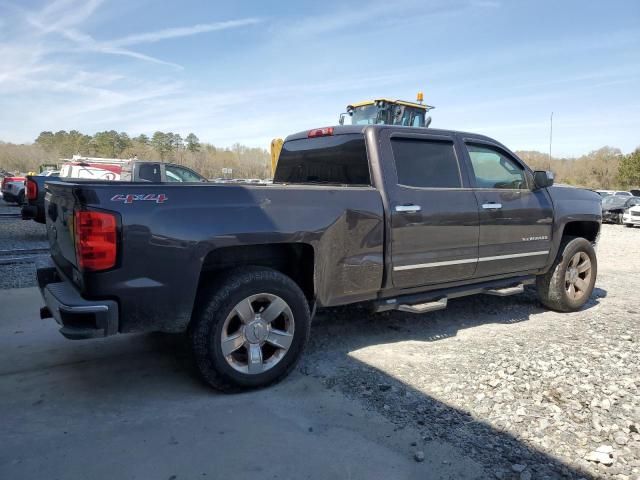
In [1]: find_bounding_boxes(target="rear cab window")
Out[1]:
[274,134,370,185]
[390,138,462,188]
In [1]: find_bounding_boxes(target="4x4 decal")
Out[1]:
[111,194,167,204]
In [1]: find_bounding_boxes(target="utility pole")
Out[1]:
[549,112,553,169]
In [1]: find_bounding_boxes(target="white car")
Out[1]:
[1,177,25,204]
[622,199,640,228]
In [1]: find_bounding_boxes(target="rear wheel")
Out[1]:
[189,267,311,391]
[624,223,634,228]
[536,237,597,312]
[17,191,24,205]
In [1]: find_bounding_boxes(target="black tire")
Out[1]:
[536,237,597,312]
[624,223,634,228]
[17,191,24,206]
[189,267,311,392]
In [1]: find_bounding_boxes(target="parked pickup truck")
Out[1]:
[1,175,26,204]
[22,160,206,223]
[37,125,602,391]
[21,170,59,221]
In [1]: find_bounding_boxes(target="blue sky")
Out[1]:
[0,0,639,156]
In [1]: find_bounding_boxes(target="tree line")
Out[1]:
[0,129,638,188]
[517,146,640,190]
[0,130,271,179]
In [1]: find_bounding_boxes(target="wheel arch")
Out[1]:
[561,220,600,243]
[542,219,600,274]
[196,243,316,304]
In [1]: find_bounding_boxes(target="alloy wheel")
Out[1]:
[220,293,295,374]
[565,252,592,301]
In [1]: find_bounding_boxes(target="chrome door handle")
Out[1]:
[395,204,421,213]
[482,203,502,210]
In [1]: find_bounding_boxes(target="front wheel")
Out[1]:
[536,237,597,312]
[624,223,634,228]
[189,267,311,391]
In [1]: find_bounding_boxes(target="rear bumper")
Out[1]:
[21,204,38,220]
[2,191,17,202]
[37,265,119,340]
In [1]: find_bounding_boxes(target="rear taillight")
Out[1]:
[26,179,38,200]
[74,211,118,272]
[308,127,334,138]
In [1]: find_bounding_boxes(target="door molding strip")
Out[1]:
[394,250,549,271]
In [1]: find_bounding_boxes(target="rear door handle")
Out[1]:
[482,203,502,210]
[395,204,421,213]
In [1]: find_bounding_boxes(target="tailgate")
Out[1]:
[45,182,79,273]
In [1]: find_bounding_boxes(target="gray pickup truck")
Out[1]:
[22,161,206,223]
[37,125,602,390]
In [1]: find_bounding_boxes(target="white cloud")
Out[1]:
[27,0,106,33]
[20,0,262,69]
[109,18,263,47]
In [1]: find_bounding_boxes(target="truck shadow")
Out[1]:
[14,287,606,479]
[313,286,607,345]
[300,288,609,479]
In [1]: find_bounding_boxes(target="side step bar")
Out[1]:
[397,298,447,314]
[374,275,534,314]
[484,284,525,297]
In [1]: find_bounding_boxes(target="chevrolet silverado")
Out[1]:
[36,125,602,390]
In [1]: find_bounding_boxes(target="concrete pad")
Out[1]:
[0,287,484,480]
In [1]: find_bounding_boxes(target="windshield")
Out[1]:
[165,164,205,182]
[350,104,426,127]
[350,105,381,125]
[602,195,627,208]
[625,197,640,208]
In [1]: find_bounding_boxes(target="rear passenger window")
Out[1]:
[391,138,461,188]
[274,134,370,185]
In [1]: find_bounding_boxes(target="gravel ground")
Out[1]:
[0,199,47,289]
[302,224,639,480]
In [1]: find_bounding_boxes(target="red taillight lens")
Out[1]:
[26,179,38,200]
[308,127,334,138]
[74,211,118,272]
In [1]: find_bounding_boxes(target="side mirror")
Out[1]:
[533,170,554,189]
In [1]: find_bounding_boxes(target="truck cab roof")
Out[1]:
[285,124,500,144]
[284,125,514,158]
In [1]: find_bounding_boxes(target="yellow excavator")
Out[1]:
[270,92,434,175]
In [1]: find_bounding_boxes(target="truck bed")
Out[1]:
[44,181,385,333]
